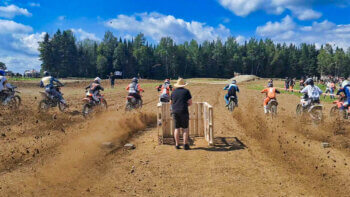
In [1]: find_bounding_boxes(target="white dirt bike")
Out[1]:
[227,96,237,112]
[266,99,278,117]
[0,84,21,109]
[296,96,323,124]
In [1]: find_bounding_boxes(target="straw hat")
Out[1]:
[174,78,188,88]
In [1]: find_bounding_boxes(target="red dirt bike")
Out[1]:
[125,95,143,111]
[82,91,107,117]
[330,98,349,119]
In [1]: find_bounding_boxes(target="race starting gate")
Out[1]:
[157,102,214,145]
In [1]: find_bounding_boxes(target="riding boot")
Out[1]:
[264,106,268,114]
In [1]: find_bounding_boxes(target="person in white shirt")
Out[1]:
[300,78,323,107]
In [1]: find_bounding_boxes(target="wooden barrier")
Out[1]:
[157,102,214,145]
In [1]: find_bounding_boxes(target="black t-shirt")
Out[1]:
[171,88,192,114]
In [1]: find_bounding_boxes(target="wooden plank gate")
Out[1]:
[157,102,214,145]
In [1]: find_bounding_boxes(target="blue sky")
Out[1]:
[1,0,350,73]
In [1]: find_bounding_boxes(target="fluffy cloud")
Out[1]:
[0,4,32,18]
[71,28,100,41]
[256,16,350,49]
[105,12,231,43]
[29,3,40,7]
[218,0,348,20]
[0,19,44,72]
[0,19,33,34]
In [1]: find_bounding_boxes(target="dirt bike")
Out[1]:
[125,95,143,111]
[82,91,107,117]
[0,85,21,109]
[330,99,349,120]
[296,97,323,124]
[227,96,237,112]
[266,99,278,117]
[38,85,67,112]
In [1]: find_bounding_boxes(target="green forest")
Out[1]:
[38,29,350,79]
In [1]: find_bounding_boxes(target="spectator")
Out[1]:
[171,78,192,150]
[109,72,115,88]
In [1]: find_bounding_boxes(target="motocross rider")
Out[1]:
[261,82,280,114]
[337,80,350,111]
[300,78,323,108]
[156,79,173,102]
[85,77,104,103]
[126,77,144,102]
[223,80,239,107]
[40,71,67,105]
[0,70,9,104]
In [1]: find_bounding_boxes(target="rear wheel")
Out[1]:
[271,104,277,117]
[8,95,21,109]
[310,108,323,125]
[228,100,235,112]
[296,104,303,116]
[38,100,49,112]
[82,103,93,117]
[125,102,133,111]
[58,102,67,112]
[330,106,339,117]
[100,99,108,110]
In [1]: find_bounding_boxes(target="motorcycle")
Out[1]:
[266,99,278,117]
[296,96,323,124]
[330,99,349,120]
[38,85,67,112]
[82,91,107,117]
[0,84,21,109]
[125,95,143,111]
[227,96,237,112]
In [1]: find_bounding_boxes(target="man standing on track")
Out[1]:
[171,78,192,150]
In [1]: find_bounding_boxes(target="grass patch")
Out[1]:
[8,77,41,82]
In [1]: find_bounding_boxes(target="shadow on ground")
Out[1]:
[193,137,246,152]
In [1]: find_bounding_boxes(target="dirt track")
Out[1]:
[0,79,350,196]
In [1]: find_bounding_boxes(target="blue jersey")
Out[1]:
[224,84,239,92]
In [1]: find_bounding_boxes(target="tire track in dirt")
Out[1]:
[231,87,350,196]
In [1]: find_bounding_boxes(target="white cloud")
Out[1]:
[256,17,350,49]
[105,12,232,43]
[256,15,295,37]
[289,7,322,20]
[0,19,33,34]
[0,54,41,73]
[10,32,45,55]
[0,4,32,18]
[0,19,44,72]
[29,2,40,7]
[58,15,66,21]
[236,35,246,44]
[71,28,100,41]
[217,0,347,20]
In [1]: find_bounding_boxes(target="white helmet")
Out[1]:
[94,77,101,84]
[341,80,350,88]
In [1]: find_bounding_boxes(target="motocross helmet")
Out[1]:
[268,82,273,87]
[304,78,314,86]
[94,77,101,84]
[164,79,170,84]
[231,80,237,84]
[132,77,138,83]
[0,70,5,76]
[43,71,50,76]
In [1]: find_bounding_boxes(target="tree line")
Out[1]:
[38,29,350,79]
